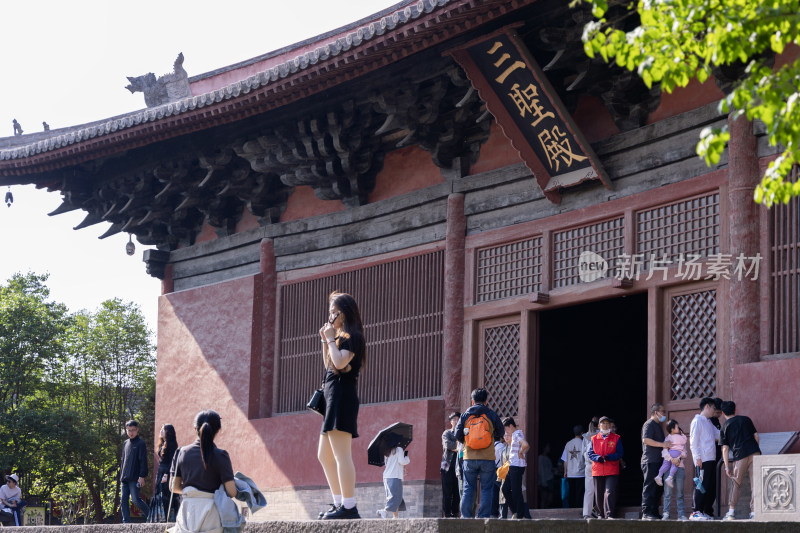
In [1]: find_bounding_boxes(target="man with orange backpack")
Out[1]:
[455,388,505,518]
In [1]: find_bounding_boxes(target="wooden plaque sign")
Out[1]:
[448,27,611,203]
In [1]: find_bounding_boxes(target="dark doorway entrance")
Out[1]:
[537,292,648,509]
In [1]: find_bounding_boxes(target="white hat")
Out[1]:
[6,474,19,483]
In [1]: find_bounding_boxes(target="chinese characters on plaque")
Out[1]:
[448,28,609,203]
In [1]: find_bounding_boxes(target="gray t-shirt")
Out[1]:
[0,484,21,504]
[172,440,234,493]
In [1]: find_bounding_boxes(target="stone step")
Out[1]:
[4,518,800,533]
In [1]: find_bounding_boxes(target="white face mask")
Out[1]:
[600,427,611,435]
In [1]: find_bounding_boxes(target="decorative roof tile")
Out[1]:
[0,0,521,173]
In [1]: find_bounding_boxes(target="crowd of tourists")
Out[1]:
[440,393,761,521]
[440,389,533,519]
[2,292,762,527]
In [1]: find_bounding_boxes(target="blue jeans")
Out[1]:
[8,501,26,526]
[461,459,495,518]
[120,480,150,522]
[662,466,686,517]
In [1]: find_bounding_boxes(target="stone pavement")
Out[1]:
[3,519,800,533]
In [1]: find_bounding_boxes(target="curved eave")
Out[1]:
[0,0,527,180]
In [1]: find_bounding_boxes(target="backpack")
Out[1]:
[464,413,493,449]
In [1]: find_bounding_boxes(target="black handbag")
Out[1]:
[307,361,328,416]
[307,387,325,416]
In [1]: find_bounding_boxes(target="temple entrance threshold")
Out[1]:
[538,293,648,510]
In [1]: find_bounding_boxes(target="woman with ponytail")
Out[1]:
[170,410,236,533]
[317,292,366,520]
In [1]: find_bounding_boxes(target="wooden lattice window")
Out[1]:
[637,193,720,269]
[670,289,717,401]
[482,323,520,418]
[553,218,625,288]
[277,251,444,413]
[476,237,542,303]
[771,190,800,354]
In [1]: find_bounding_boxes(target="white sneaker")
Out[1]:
[723,510,735,521]
[665,476,674,488]
[749,512,755,519]
[654,475,663,486]
[376,509,387,519]
[678,515,688,521]
[662,513,670,520]
[689,511,710,521]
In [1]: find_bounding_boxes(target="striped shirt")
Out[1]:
[509,429,527,467]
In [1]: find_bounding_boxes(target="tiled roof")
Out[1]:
[0,0,456,165]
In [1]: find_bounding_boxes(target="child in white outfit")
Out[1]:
[655,421,687,488]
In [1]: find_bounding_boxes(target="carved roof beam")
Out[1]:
[167,207,204,248]
[47,171,95,216]
[246,172,291,224]
[369,64,491,178]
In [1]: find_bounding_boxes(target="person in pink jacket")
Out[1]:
[654,420,687,489]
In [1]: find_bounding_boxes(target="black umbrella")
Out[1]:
[367,422,413,467]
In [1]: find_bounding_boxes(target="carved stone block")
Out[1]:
[753,454,799,521]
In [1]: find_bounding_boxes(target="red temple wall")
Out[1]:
[280,185,346,223]
[571,94,620,143]
[468,123,523,175]
[647,77,725,124]
[194,222,218,244]
[154,274,445,490]
[368,145,444,203]
[731,358,800,453]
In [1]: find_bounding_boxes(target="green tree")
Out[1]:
[0,276,156,524]
[57,299,156,523]
[580,0,800,206]
[0,273,71,482]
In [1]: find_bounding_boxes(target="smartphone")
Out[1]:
[404,450,408,457]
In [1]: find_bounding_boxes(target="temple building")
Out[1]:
[1,0,798,519]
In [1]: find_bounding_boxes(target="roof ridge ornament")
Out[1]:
[126,53,192,108]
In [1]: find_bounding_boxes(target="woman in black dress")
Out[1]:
[170,410,237,533]
[157,423,179,518]
[317,291,366,520]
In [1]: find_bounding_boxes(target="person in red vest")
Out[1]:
[587,416,624,519]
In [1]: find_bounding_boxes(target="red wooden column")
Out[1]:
[727,114,760,365]
[251,237,276,418]
[443,193,466,414]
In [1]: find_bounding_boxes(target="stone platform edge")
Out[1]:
[3,519,800,533]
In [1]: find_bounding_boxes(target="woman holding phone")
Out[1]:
[317,291,366,520]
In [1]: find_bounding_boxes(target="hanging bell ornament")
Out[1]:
[125,234,135,256]
[4,188,12,208]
